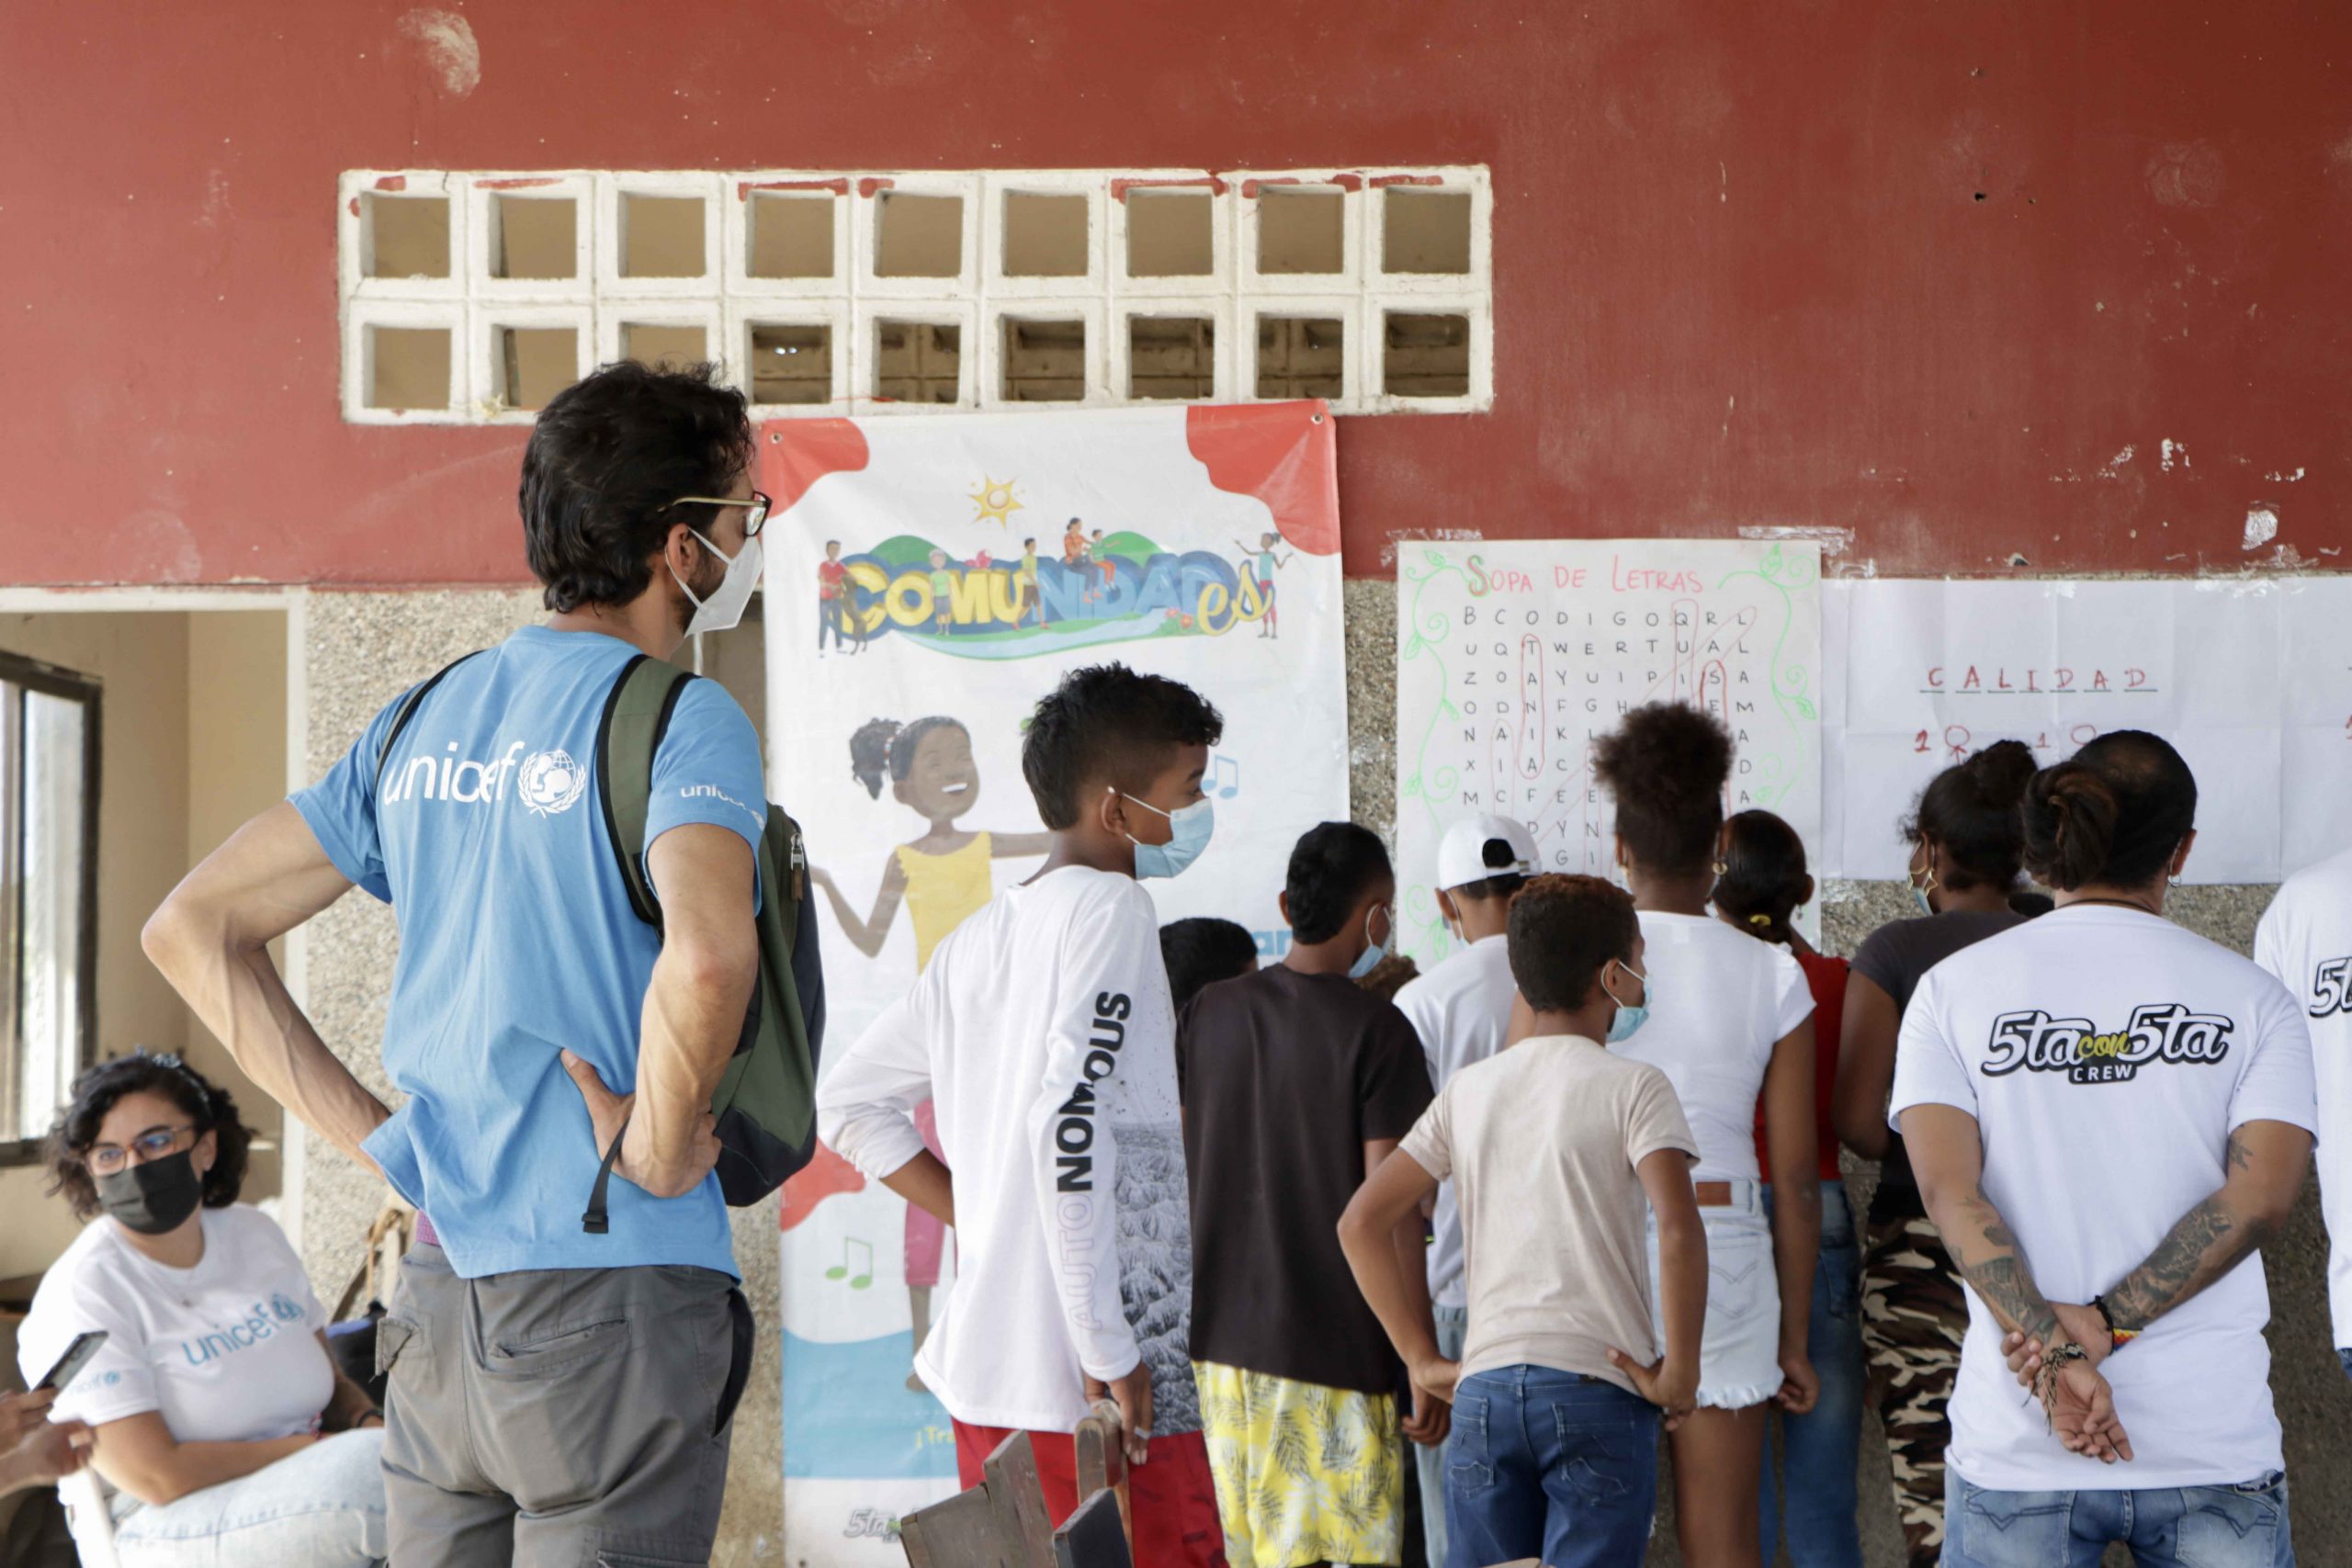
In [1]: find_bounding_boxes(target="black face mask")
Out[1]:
[95,1148,205,1236]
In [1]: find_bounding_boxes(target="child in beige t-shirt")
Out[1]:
[1339,874,1706,1568]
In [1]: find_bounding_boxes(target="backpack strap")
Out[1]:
[594,655,698,930]
[582,654,697,1235]
[582,1122,628,1236]
[370,652,485,799]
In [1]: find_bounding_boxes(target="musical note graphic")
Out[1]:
[1206,754,1242,799]
[824,1236,875,1290]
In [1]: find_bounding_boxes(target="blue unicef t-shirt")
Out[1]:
[292,626,767,1280]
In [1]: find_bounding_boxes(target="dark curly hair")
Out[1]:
[2022,730,2197,892]
[1592,703,1733,876]
[45,1050,251,1222]
[1712,809,1810,942]
[1284,821,1393,945]
[1903,739,2036,893]
[1508,874,1639,1013]
[849,716,967,799]
[1021,664,1224,830]
[518,360,756,614]
[1161,917,1261,1011]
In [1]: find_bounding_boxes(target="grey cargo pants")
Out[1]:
[378,1242,754,1567]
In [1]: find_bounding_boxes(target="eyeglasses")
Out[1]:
[667,491,771,539]
[85,1124,198,1178]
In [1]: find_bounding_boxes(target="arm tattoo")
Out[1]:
[2105,1190,2275,1333]
[2227,1133,2253,1173]
[1942,1183,2060,1345]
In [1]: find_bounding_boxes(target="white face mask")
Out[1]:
[673,528,763,638]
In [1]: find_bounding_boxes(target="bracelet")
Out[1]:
[2091,1295,2138,1351]
[2032,1340,2090,1432]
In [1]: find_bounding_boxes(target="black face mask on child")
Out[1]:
[96,1149,205,1236]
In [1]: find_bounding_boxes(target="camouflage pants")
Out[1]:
[1860,1211,1968,1568]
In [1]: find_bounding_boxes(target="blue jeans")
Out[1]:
[1758,1179,1865,1568]
[1943,1472,2293,1567]
[110,1428,387,1566]
[1445,1366,1658,1568]
[1417,1303,1468,1568]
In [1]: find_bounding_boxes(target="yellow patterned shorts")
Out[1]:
[1192,1360,1403,1568]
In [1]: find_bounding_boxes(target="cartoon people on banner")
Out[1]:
[806,716,1052,1388]
[1237,531,1293,639]
[818,539,869,656]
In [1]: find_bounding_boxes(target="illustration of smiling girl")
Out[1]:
[808,715,1051,1385]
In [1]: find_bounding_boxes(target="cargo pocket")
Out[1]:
[376,1314,424,1381]
[714,1288,754,1437]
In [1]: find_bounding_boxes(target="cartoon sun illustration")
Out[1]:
[968,476,1023,528]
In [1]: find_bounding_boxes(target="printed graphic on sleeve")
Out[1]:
[2310,957,2352,1019]
[1982,1004,2236,1085]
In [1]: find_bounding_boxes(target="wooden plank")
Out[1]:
[983,1430,1058,1568]
[899,1484,1004,1568]
[1052,1488,1133,1568]
[1069,1398,1130,1551]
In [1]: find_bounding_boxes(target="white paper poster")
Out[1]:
[1394,540,1824,962]
[1823,578,2352,883]
[760,402,1350,1563]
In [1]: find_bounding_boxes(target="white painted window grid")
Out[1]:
[337,166,1493,425]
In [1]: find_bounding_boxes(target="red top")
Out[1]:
[817,559,846,598]
[1755,948,1849,1183]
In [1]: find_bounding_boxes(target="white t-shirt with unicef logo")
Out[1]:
[17,1204,334,1444]
[1890,905,2318,1492]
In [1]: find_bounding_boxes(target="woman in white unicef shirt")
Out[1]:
[1893,731,2315,1568]
[17,1051,388,1565]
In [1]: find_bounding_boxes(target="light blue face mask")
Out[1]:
[1910,847,1939,917]
[1347,905,1392,980]
[1123,793,1215,880]
[1603,958,1652,1043]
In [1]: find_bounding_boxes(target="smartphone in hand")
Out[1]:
[36,1330,108,1393]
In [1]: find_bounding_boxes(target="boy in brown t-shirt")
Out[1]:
[1180,822,1442,1568]
[1339,874,1706,1568]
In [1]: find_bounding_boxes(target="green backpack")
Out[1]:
[374,652,825,1235]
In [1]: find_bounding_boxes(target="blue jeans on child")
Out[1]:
[1758,1179,1865,1568]
[1444,1365,1658,1568]
[1942,1472,2293,1566]
[1416,1303,1468,1568]
[109,1427,387,1566]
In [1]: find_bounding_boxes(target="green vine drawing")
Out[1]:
[1711,542,1821,812]
[1396,547,1485,959]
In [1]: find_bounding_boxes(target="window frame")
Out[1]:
[0,649,102,1167]
[340,166,1494,423]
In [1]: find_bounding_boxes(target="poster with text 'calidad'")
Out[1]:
[1823,577,2352,883]
[761,402,1350,1565]
[1396,540,1824,963]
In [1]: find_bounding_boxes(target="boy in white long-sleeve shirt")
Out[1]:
[817,663,1227,1566]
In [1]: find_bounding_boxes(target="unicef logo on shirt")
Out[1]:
[269,1293,304,1324]
[517,750,589,817]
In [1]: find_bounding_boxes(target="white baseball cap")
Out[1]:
[1435,814,1539,892]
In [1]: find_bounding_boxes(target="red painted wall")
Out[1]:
[4,0,2347,586]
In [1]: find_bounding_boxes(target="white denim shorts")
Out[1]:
[1646,1181,1785,1409]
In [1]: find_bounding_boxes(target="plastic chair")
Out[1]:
[58,1466,119,1568]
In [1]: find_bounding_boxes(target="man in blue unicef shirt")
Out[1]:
[145,360,771,1565]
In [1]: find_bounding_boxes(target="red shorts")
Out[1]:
[953,1418,1226,1568]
